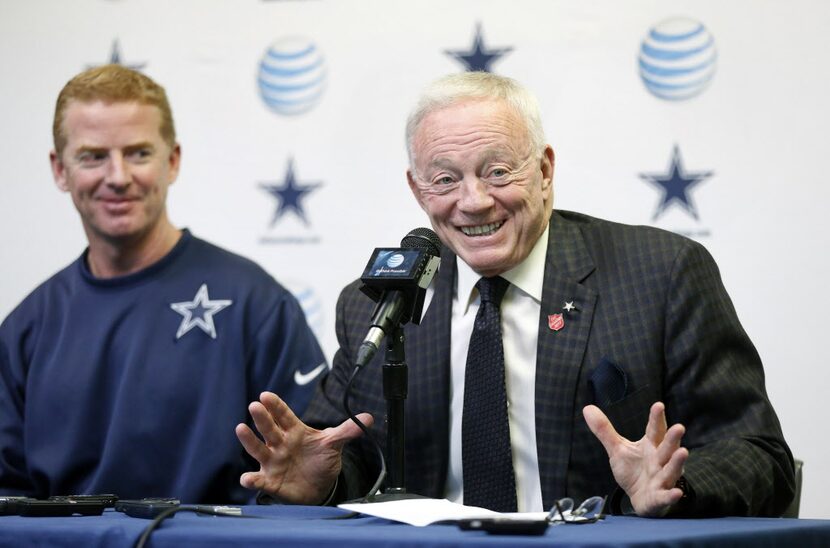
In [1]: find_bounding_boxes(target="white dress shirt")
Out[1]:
[444,223,549,512]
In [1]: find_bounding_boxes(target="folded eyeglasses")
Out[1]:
[546,495,607,524]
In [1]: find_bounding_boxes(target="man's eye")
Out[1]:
[490,168,508,177]
[435,176,455,185]
[128,149,152,160]
[78,152,107,165]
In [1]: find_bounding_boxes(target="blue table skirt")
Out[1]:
[1,504,829,547]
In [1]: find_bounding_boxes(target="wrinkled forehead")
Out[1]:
[412,99,531,167]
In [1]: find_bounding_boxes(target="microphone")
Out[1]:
[355,228,442,368]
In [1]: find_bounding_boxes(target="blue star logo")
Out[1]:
[445,23,512,72]
[640,145,713,221]
[88,39,146,71]
[170,284,233,340]
[260,158,322,227]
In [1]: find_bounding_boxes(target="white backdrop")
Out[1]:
[1,0,828,518]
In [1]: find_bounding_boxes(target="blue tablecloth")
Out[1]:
[1,504,829,547]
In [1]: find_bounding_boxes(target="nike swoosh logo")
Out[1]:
[294,362,328,386]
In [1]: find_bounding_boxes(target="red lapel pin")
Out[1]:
[548,313,565,331]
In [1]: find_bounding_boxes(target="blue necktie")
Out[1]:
[462,276,517,512]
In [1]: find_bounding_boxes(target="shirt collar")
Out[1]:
[454,221,549,311]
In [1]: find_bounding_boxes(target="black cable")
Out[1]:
[343,364,387,503]
[133,505,258,548]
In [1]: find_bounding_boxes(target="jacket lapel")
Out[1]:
[535,211,597,508]
[404,249,455,497]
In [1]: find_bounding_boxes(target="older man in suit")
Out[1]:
[235,72,794,517]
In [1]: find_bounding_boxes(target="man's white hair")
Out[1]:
[405,72,547,168]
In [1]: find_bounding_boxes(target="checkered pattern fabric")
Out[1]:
[303,210,795,516]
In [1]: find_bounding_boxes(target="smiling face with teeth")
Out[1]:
[407,98,554,277]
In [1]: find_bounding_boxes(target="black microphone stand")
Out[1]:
[352,227,442,502]
[382,324,408,495]
[365,324,425,502]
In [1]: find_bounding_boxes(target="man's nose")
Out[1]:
[105,153,131,187]
[457,177,495,212]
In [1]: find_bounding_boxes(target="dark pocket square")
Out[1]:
[589,357,628,408]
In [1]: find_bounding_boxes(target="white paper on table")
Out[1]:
[338,498,550,527]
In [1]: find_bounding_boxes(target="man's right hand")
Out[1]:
[235,391,373,505]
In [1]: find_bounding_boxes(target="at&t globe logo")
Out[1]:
[386,254,405,268]
[258,37,326,115]
[638,18,717,101]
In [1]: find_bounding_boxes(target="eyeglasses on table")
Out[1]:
[546,495,607,524]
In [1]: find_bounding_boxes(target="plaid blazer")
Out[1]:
[304,210,794,516]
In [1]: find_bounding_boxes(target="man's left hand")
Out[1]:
[583,401,688,517]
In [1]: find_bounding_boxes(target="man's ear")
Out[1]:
[50,150,69,192]
[540,145,555,192]
[167,143,182,185]
[407,169,428,212]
